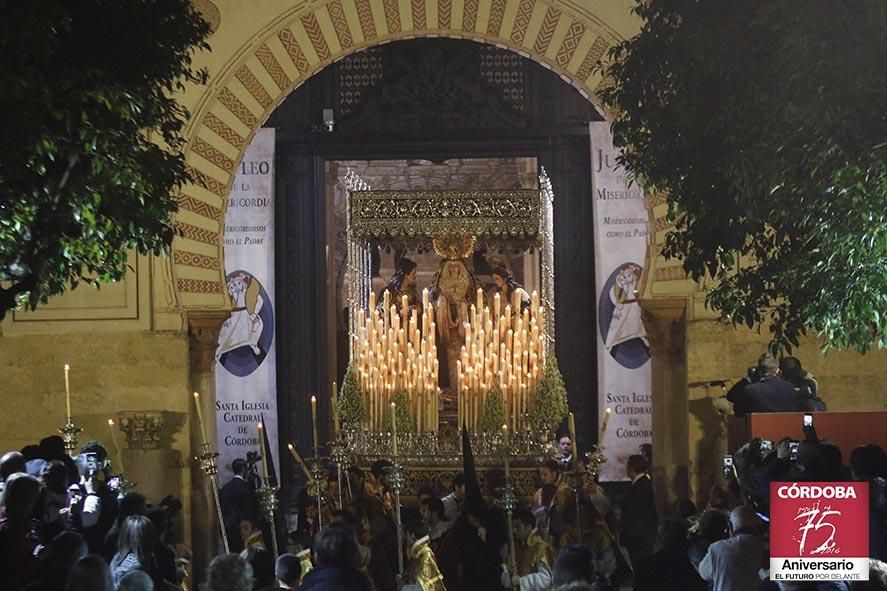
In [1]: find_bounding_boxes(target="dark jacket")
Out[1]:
[634,546,707,591]
[728,376,806,416]
[619,474,658,566]
[219,475,258,553]
[297,564,373,591]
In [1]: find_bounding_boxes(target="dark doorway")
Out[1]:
[267,37,602,492]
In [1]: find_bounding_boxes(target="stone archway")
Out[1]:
[169,0,670,310]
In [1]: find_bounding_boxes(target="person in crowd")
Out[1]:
[220,458,260,554]
[417,485,436,507]
[207,554,254,591]
[705,484,732,512]
[0,472,43,590]
[369,460,395,513]
[687,509,730,569]
[441,473,465,522]
[348,466,397,591]
[697,505,765,591]
[552,544,594,588]
[0,451,26,496]
[850,444,887,562]
[118,570,155,591]
[331,509,372,568]
[420,496,451,552]
[504,508,555,591]
[557,436,574,469]
[110,515,160,587]
[298,523,373,591]
[146,506,178,586]
[37,460,69,542]
[39,436,79,487]
[24,530,88,591]
[77,441,119,554]
[779,356,827,411]
[66,554,115,591]
[633,519,706,591]
[618,454,658,569]
[274,553,302,589]
[239,516,266,555]
[852,559,887,590]
[727,353,806,416]
[244,546,276,591]
[533,459,567,541]
[104,491,146,560]
[638,443,652,469]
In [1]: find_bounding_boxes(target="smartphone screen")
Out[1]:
[789,441,800,461]
[803,414,813,427]
[760,440,773,454]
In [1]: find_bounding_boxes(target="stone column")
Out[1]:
[116,411,173,506]
[187,310,229,578]
[641,298,690,518]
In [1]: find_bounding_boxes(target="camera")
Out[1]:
[107,476,120,491]
[789,441,800,461]
[84,452,99,475]
[722,454,734,477]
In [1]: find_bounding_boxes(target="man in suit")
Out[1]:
[727,353,806,416]
[619,454,658,569]
[219,458,259,553]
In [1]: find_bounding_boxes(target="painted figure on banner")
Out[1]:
[217,270,275,377]
[598,263,650,369]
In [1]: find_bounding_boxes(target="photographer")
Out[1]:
[68,454,103,533]
[77,442,119,554]
[726,353,806,416]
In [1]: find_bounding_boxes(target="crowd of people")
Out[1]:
[4,354,887,591]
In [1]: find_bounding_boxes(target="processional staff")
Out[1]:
[502,424,518,580]
[192,392,229,553]
[257,422,280,557]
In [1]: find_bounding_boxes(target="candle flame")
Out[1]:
[311,395,317,403]
[288,443,294,450]
[606,407,611,414]
[193,391,200,400]
[108,419,114,426]
[258,422,263,430]
[64,364,70,370]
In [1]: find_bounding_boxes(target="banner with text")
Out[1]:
[214,128,279,480]
[590,122,652,481]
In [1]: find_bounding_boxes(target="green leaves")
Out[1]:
[0,0,209,316]
[600,0,887,353]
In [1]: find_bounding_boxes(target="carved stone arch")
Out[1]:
[169,0,656,309]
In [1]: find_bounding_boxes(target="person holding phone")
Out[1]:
[726,353,807,416]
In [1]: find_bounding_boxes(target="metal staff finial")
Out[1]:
[195,442,229,553]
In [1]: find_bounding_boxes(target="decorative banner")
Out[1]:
[770,481,868,582]
[590,122,652,482]
[214,128,279,480]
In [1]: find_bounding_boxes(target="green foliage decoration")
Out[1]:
[529,357,568,433]
[393,390,414,434]
[337,362,364,425]
[479,385,506,433]
[0,0,211,317]
[599,0,887,353]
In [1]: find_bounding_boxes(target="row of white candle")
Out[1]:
[353,289,439,432]
[457,288,546,431]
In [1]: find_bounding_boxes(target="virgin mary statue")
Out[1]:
[430,235,479,389]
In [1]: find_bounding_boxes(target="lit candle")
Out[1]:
[502,423,511,479]
[601,407,612,440]
[193,392,209,444]
[568,412,577,456]
[331,382,340,434]
[108,418,124,472]
[64,364,71,421]
[310,395,319,453]
[287,443,311,480]
[257,423,270,482]
[390,402,398,455]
